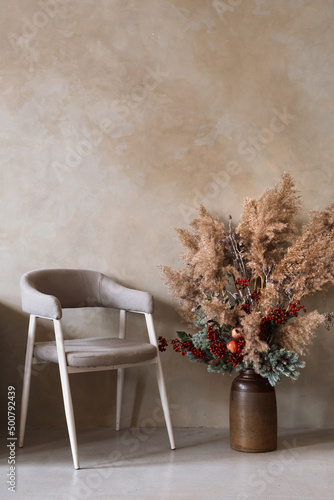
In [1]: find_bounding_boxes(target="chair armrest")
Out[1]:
[20,274,62,319]
[100,275,154,314]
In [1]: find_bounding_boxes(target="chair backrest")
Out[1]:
[20,269,154,319]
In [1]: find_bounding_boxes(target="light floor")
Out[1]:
[1,426,333,500]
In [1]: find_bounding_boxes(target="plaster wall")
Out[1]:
[1,0,333,429]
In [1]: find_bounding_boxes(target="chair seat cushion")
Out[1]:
[33,337,157,368]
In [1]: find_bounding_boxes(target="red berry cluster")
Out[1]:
[234,278,250,290]
[171,338,206,359]
[207,324,225,358]
[209,341,226,359]
[249,290,261,303]
[289,300,306,317]
[207,323,220,342]
[241,303,250,314]
[158,336,168,352]
[259,301,307,340]
[260,307,288,340]
[270,307,288,323]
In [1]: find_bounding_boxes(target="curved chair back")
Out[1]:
[20,269,153,319]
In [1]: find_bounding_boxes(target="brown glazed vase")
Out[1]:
[229,369,277,452]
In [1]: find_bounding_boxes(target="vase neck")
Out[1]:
[239,369,263,381]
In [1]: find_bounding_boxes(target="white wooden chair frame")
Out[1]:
[19,308,175,469]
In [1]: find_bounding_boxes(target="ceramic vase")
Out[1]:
[229,369,277,452]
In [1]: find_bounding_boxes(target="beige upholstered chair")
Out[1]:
[18,269,175,469]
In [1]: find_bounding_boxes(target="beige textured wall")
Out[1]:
[1,0,333,430]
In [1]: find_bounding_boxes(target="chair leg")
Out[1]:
[54,320,80,469]
[156,357,176,450]
[116,309,126,431]
[19,315,37,448]
[145,312,175,450]
[116,368,124,431]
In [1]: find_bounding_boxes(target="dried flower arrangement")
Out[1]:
[159,173,334,386]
